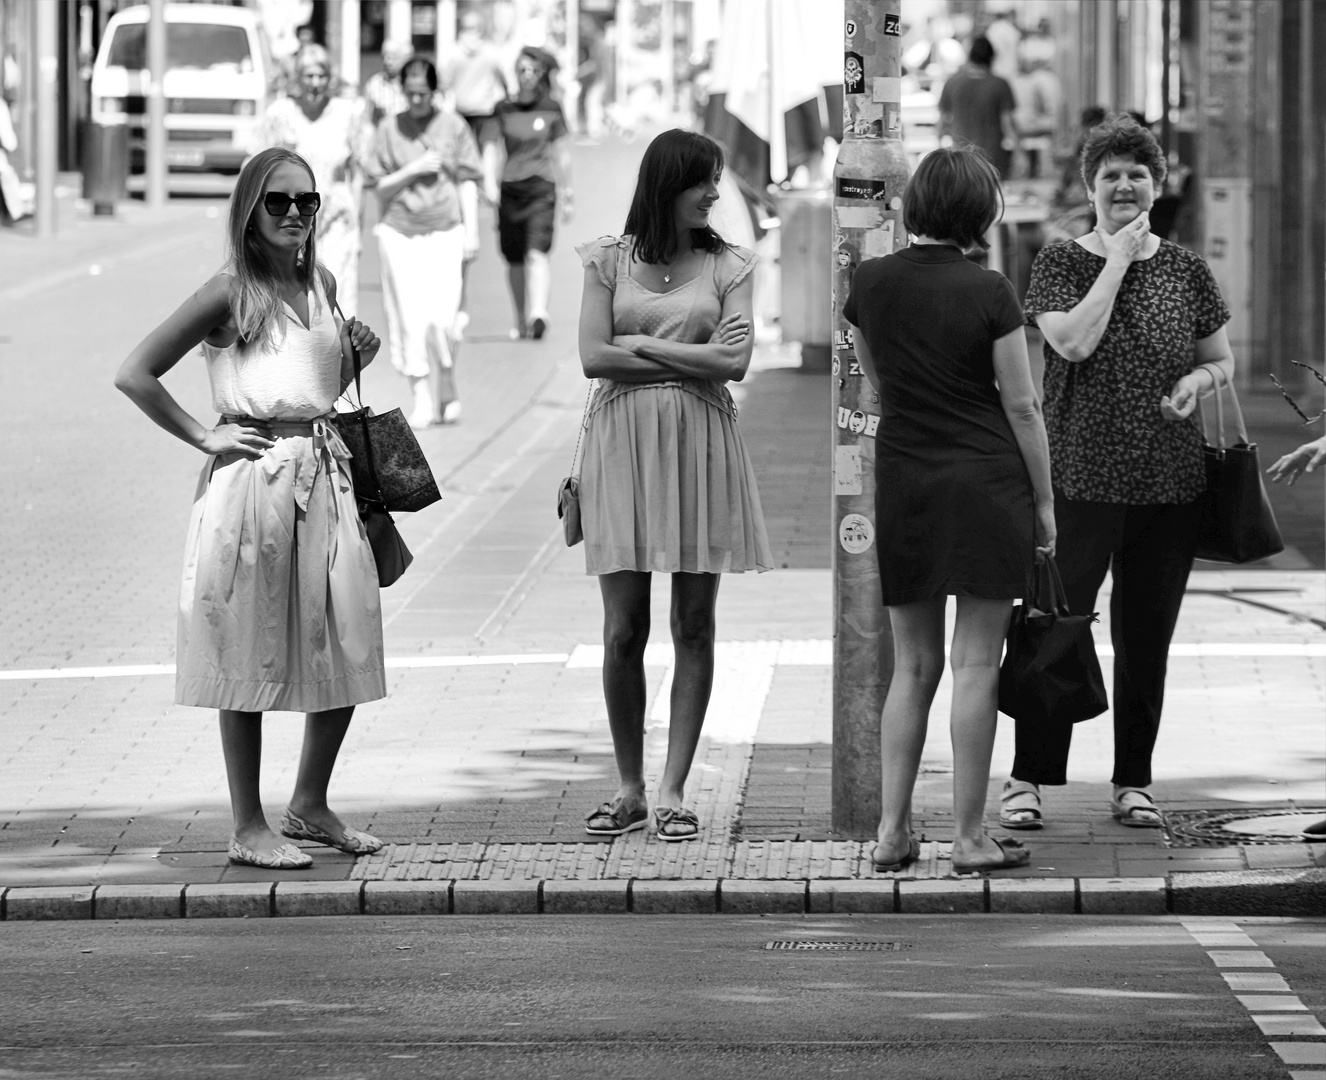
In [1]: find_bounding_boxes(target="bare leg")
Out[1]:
[506,261,528,337]
[525,249,552,330]
[598,571,652,813]
[219,709,283,852]
[286,706,356,837]
[657,572,721,809]
[875,598,945,862]
[949,596,1015,864]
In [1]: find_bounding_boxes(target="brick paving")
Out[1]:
[0,140,1323,917]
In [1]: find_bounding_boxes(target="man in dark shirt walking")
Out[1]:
[938,36,1021,178]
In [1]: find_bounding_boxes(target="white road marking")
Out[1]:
[4,638,1323,682]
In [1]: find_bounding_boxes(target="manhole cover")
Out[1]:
[1162,807,1325,847]
[765,941,908,951]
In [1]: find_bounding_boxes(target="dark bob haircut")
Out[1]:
[624,128,727,266]
[902,147,1003,251]
[1080,112,1166,189]
[399,57,439,92]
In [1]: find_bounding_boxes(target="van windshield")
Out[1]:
[106,24,253,72]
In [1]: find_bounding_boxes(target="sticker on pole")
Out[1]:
[838,513,874,555]
[844,53,864,95]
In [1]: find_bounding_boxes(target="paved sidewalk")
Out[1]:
[2,145,1323,921]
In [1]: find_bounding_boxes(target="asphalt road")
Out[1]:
[2,916,1322,1078]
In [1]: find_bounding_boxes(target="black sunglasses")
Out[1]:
[262,191,321,217]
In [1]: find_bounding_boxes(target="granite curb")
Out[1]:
[1,869,1320,920]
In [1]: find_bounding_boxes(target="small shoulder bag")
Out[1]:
[556,383,594,547]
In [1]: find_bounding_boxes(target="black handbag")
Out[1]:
[1195,365,1284,564]
[328,297,436,586]
[556,383,593,547]
[998,555,1109,726]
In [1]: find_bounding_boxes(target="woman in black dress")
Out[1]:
[844,148,1054,873]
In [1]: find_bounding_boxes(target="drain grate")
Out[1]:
[1162,807,1326,848]
[765,940,908,951]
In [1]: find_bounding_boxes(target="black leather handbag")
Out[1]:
[1195,365,1284,564]
[329,298,439,586]
[998,556,1109,727]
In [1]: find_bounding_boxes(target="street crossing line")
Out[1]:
[2,638,1324,682]
[1181,918,1326,1074]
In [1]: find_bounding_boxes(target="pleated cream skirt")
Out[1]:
[580,385,773,575]
[176,418,386,712]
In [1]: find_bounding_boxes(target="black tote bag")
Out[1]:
[1194,366,1284,564]
[998,556,1109,726]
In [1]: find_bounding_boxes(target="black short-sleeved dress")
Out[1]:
[843,244,1033,606]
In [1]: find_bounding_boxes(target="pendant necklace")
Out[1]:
[663,273,671,284]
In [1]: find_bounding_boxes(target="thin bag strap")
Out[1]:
[330,289,384,502]
[569,381,594,480]
[1198,362,1249,449]
[1030,555,1070,615]
[330,287,364,411]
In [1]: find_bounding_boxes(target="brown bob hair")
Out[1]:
[901,147,1003,251]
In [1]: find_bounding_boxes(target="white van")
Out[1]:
[90,4,270,173]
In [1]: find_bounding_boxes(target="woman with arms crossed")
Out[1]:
[576,129,772,842]
[845,147,1054,873]
[115,148,386,869]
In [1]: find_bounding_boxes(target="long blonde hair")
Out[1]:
[225,147,321,352]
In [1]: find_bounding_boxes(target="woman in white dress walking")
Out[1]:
[116,148,387,870]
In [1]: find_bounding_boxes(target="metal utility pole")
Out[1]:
[830,0,909,837]
[145,0,167,209]
[34,0,58,237]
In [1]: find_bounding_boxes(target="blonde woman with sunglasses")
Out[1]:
[115,148,387,870]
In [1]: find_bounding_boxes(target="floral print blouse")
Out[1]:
[1024,239,1231,504]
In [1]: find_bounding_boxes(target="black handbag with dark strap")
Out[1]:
[1195,365,1284,564]
[998,555,1109,727]
[328,296,439,586]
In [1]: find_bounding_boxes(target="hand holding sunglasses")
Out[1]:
[263,191,321,217]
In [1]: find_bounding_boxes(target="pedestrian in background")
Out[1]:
[938,36,1020,179]
[844,147,1054,874]
[114,148,386,870]
[489,46,573,340]
[364,39,414,128]
[366,57,482,429]
[253,44,370,312]
[443,9,508,160]
[999,114,1235,832]
[576,129,772,843]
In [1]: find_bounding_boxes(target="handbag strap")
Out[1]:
[569,381,594,480]
[1031,554,1071,616]
[1198,362,1249,450]
[330,289,385,503]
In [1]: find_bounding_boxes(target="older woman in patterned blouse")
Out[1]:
[998,114,1235,833]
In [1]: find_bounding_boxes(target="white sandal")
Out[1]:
[998,780,1044,830]
[1111,787,1163,828]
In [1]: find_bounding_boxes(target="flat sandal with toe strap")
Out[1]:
[871,836,920,873]
[652,806,700,842]
[951,837,1031,874]
[999,780,1044,830]
[1111,787,1164,828]
[585,799,649,836]
[228,838,313,870]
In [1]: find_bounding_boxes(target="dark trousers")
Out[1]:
[1011,494,1203,788]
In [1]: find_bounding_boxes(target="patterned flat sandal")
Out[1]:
[279,810,385,855]
[653,806,700,843]
[584,799,649,836]
[228,839,313,870]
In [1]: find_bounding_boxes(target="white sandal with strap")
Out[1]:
[998,780,1044,830]
[1111,787,1163,828]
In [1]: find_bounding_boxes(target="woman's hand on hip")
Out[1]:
[1160,370,1204,421]
[709,312,750,346]
[1096,211,1151,265]
[340,316,382,367]
[200,422,274,460]
[1034,500,1057,562]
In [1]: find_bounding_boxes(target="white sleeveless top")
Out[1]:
[203,275,342,420]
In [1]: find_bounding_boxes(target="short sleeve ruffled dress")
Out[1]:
[575,236,773,576]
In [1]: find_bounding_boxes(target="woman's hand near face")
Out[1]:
[1096,211,1151,265]
[200,421,275,460]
